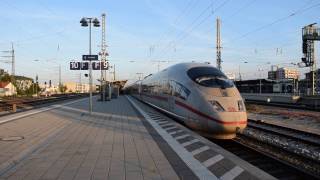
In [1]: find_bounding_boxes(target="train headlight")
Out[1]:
[238,100,245,111]
[209,100,225,112]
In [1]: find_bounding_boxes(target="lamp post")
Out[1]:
[80,17,100,114]
[238,61,248,81]
[256,66,265,94]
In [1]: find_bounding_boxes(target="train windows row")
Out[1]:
[141,79,190,100]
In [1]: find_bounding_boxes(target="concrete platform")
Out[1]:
[242,93,300,103]
[0,96,275,180]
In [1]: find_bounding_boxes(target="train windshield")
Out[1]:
[187,67,234,88]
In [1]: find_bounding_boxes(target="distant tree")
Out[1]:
[0,74,13,82]
[25,83,40,96]
[59,85,67,93]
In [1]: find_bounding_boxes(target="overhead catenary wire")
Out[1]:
[223,0,257,21]
[219,1,320,68]
[151,0,217,60]
[173,0,319,69]
[150,0,199,54]
[0,0,74,46]
[225,2,320,45]
[201,0,257,37]
[153,0,231,60]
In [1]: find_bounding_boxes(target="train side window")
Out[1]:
[172,81,180,97]
[179,85,190,100]
[169,80,190,100]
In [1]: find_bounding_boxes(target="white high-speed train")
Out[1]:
[125,63,247,139]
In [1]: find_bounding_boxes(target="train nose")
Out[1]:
[206,112,247,139]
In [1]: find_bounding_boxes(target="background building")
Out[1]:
[63,82,94,93]
[268,71,277,80]
[0,82,17,96]
[276,68,299,80]
[39,83,59,96]
[15,76,33,92]
[268,67,299,80]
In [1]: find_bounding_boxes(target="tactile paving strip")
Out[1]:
[147,112,248,180]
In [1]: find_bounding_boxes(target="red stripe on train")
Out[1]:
[175,100,247,125]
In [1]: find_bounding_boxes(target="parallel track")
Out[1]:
[234,119,320,179]
[0,94,88,114]
[246,100,319,111]
[247,119,320,146]
[213,136,319,180]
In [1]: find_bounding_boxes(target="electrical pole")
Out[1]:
[11,43,15,77]
[0,43,15,78]
[59,64,61,88]
[100,13,108,101]
[151,60,167,72]
[216,18,222,71]
[136,73,143,80]
[113,64,116,81]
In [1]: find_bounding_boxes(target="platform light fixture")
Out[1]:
[80,16,100,114]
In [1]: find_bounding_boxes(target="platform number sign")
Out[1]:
[81,62,89,70]
[70,62,89,70]
[70,61,108,70]
[92,62,108,70]
[70,62,81,70]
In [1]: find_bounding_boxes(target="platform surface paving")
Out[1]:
[0,96,179,180]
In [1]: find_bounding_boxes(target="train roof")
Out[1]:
[167,62,216,71]
[124,62,220,88]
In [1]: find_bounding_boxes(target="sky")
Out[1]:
[0,0,319,85]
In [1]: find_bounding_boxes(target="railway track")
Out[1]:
[245,100,320,111]
[247,119,320,147]
[212,136,319,180]
[0,93,88,114]
[228,119,320,179]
